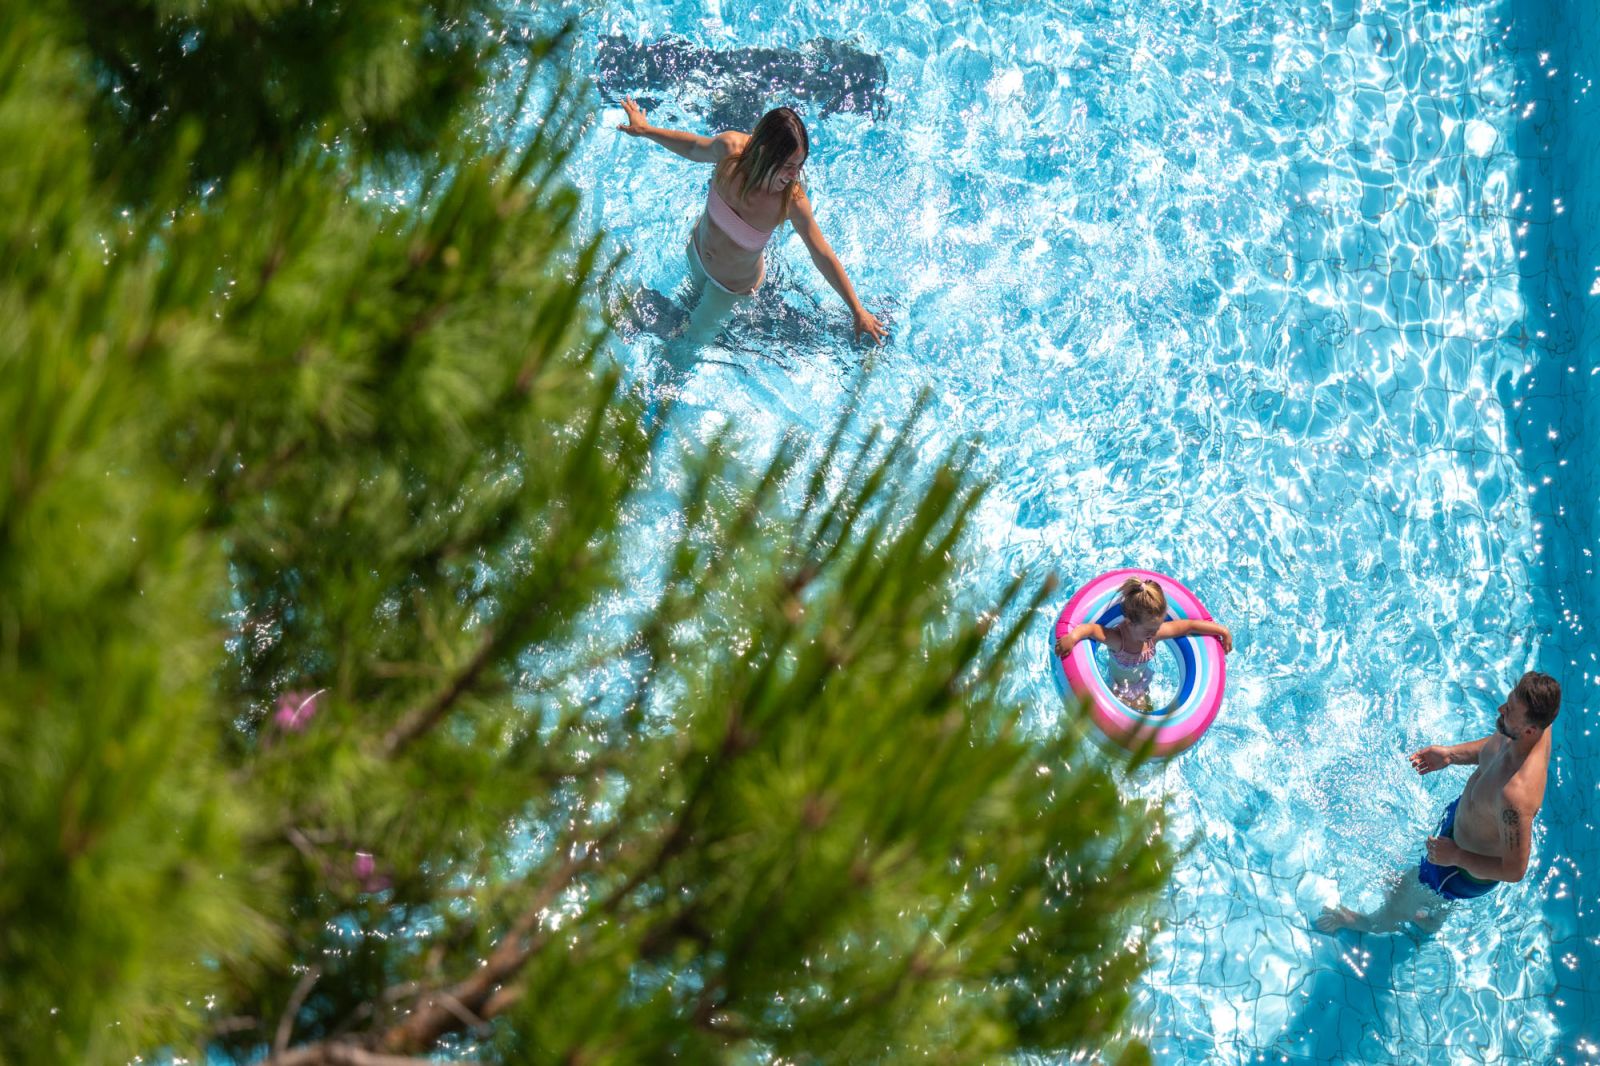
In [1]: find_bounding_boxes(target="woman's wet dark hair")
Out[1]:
[725,106,809,203]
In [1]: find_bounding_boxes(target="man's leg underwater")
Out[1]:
[1317,869,1445,935]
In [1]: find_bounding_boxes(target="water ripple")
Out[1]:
[501,0,1580,1060]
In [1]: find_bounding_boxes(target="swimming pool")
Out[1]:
[504,0,1599,1061]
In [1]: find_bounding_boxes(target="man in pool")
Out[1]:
[1317,671,1561,935]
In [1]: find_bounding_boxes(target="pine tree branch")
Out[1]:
[216,435,308,510]
[275,965,322,1056]
[267,1044,472,1066]
[477,982,521,1021]
[365,804,676,1055]
[323,981,428,1042]
[206,1015,261,1038]
[360,780,651,1057]
[431,991,491,1038]
[380,626,499,756]
[373,849,587,1052]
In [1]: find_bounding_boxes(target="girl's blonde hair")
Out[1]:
[1119,577,1167,624]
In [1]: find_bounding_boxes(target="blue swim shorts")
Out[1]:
[1417,797,1499,901]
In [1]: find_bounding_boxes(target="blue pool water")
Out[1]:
[502,0,1599,1061]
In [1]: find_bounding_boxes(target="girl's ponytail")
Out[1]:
[1118,577,1167,624]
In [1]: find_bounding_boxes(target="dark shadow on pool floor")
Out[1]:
[595,33,889,131]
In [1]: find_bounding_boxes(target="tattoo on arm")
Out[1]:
[1501,807,1522,853]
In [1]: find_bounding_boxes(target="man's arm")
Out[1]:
[1442,736,1494,765]
[1410,734,1495,774]
[1428,793,1533,882]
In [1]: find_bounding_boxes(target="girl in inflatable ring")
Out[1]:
[1055,577,1234,711]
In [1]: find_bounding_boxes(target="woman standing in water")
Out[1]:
[616,101,887,345]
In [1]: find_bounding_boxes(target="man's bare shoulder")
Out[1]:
[1503,767,1547,816]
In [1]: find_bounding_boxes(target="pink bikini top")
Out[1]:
[705,182,775,252]
[1108,635,1157,668]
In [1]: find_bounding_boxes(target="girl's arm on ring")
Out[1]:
[1157,618,1233,652]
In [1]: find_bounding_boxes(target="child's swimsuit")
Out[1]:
[1106,636,1158,705]
[1417,797,1499,900]
[1107,641,1157,668]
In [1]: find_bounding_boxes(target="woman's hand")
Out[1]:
[1409,745,1451,775]
[853,308,888,345]
[1054,634,1076,658]
[616,98,651,136]
[1216,625,1233,654]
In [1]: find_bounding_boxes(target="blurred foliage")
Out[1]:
[0,2,1171,1063]
[56,0,514,200]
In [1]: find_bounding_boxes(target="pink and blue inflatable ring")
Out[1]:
[1051,568,1226,757]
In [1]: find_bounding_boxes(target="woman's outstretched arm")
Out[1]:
[787,185,888,344]
[616,98,744,163]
